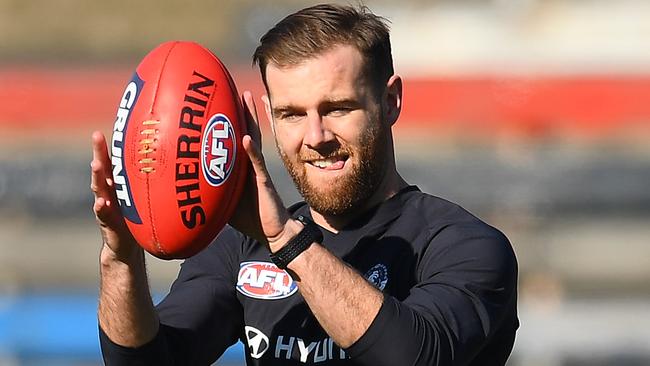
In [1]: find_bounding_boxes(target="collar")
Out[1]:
[288,185,421,255]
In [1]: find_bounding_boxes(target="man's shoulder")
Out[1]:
[399,189,484,226]
[399,190,517,284]
[397,189,510,248]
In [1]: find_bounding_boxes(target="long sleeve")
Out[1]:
[346,223,518,366]
[99,226,245,366]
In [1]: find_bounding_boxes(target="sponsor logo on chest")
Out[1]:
[243,326,349,363]
[245,326,270,359]
[236,261,298,300]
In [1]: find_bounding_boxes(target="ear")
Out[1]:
[261,94,275,136]
[383,74,402,127]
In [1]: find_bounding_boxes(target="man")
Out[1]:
[92,4,518,365]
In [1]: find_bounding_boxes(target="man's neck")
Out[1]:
[310,174,408,233]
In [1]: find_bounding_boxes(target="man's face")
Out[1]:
[264,45,390,216]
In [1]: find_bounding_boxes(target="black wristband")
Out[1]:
[270,215,323,269]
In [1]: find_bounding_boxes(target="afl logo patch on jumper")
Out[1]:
[364,264,388,291]
[236,261,298,300]
[201,113,236,186]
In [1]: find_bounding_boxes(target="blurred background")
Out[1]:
[1,0,649,365]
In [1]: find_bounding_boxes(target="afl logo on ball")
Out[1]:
[201,113,236,186]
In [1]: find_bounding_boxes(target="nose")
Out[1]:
[303,113,334,149]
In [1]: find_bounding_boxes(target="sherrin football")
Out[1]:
[110,41,248,259]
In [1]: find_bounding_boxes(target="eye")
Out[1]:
[280,112,303,121]
[326,107,352,117]
[275,109,305,122]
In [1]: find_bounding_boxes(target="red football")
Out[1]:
[110,41,248,259]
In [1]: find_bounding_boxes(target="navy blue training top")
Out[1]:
[100,186,519,365]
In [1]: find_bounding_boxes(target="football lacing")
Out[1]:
[139,120,160,173]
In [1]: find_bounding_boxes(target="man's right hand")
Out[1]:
[93,130,159,348]
[91,131,140,262]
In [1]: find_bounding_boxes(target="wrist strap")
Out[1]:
[270,215,322,269]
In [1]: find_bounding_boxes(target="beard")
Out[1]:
[277,119,389,216]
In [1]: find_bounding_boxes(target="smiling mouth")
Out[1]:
[305,155,349,170]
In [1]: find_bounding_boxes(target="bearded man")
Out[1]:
[93,4,519,365]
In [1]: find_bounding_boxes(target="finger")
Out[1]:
[90,159,104,197]
[242,91,262,147]
[90,157,112,198]
[242,90,259,124]
[242,134,271,184]
[91,134,110,195]
[242,135,290,236]
[91,159,116,217]
[93,131,114,181]
[93,196,112,223]
[90,132,120,216]
[92,165,127,232]
[92,131,111,168]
